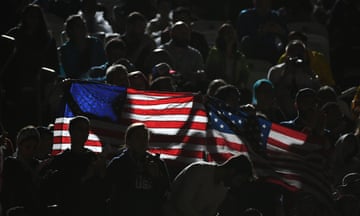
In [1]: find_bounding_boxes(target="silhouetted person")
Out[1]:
[106,122,170,216]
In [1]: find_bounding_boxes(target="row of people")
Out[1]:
[1,83,360,216]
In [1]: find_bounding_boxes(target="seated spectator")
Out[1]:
[205,23,249,89]
[160,6,209,61]
[106,122,170,216]
[146,0,172,41]
[128,71,149,90]
[121,11,156,71]
[321,102,348,146]
[252,79,285,123]
[105,64,129,87]
[278,31,335,87]
[159,21,204,91]
[332,128,360,186]
[1,126,42,215]
[317,85,353,122]
[78,0,113,37]
[2,4,59,140]
[280,88,323,133]
[86,38,127,81]
[143,48,173,78]
[59,14,106,79]
[44,116,97,215]
[268,40,321,119]
[237,0,288,64]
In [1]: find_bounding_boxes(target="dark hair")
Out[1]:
[105,38,126,54]
[206,79,227,96]
[215,23,237,53]
[173,6,192,18]
[18,4,49,44]
[288,31,308,44]
[69,116,90,132]
[16,125,40,146]
[295,88,316,106]
[214,84,241,101]
[125,122,150,144]
[64,14,86,39]
[150,76,175,91]
[126,11,146,25]
[221,154,254,179]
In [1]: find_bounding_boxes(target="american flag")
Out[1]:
[205,98,334,211]
[53,81,208,164]
[53,81,333,201]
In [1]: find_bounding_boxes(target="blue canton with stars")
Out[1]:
[207,98,272,148]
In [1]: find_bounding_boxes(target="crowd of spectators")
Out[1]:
[1,0,360,215]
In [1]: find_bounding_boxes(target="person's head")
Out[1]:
[80,0,97,19]
[105,64,129,87]
[20,4,48,36]
[317,85,337,108]
[170,21,191,48]
[125,122,150,156]
[215,23,237,51]
[64,14,88,41]
[151,62,175,80]
[125,11,147,38]
[252,79,275,108]
[321,102,344,131]
[144,48,173,75]
[156,0,171,17]
[172,6,192,25]
[218,154,255,187]
[128,71,149,90]
[214,84,241,109]
[288,31,308,45]
[285,39,307,61]
[16,125,40,160]
[295,88,318,119]
[206,79,227,97]
[69,116,90,151]
[150,76,176,91]
[105,38,126,64]
[113,58,135,72]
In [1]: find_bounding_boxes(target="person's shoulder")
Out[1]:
[4,155,17,164]
[239,8,255,16]
[109,148,129,163]
[88,36,103,45]
[269,62,285,70]
[188,46,202,56]
[187,161,215,170]
[279,119,295,128]
[6,27,19,37]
